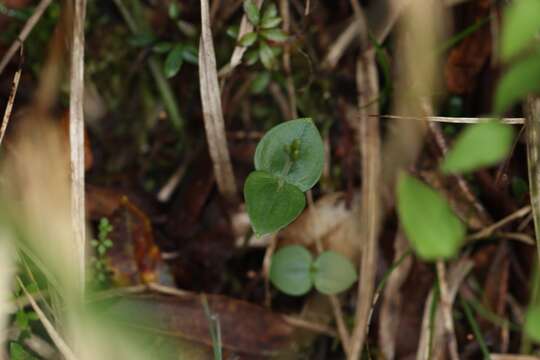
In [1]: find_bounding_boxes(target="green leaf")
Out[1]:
[259,41,276,69]
[500,0,540,60]
[153,42,173,54]
[261,16,282,29]
[250,72,271,94]
[16,311,29,330]
[243,0,260,26]
[239,32,258,47]
[525,305,540,342]
[226,26,239,39]
[181,45,198,65]
[262,3,278,19]
[244,48,259,65]
[270,245,313,296]
[441,121,514,174]
[494,52,540,113]
[129,33,155,47]
[168,1,180,19]
[260,28,288,42]
[10,342,35,360]
[164,45,184,78]
[244,171,306,236]
[255,118,324,192]
[313,251,357,295]
[397,173,466,260]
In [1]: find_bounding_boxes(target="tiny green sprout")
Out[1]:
[239,0,288,69]
[90,217,114,287]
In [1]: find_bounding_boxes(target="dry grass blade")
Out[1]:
[380,114,525,124]
[0,0,53,75]
[0,233,15,352]
[467,206,531,242]
[199,0,238,204]
[416,259,473,360]
[69,0,88,289]
[16,277,78,360]
[349,8,381,359]
[378,231,412,360]
[491,355,540,360]
[0,67,21,147]
[436,261,460,360]
[525,95,540,263]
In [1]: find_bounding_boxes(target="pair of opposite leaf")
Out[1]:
[244,118,324,236]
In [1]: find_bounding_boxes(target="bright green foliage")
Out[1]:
[91,218,114,286]
[269,246,357,296]
[243,0,260,26]
[164,45,184,78]
[269,245,313,296]
[525,305,540,342]
[240,32,258,47]
[441,121,514,174]
[255,118,324,192]
[312,251,358,295]
[500,0,540,60]
[10,342,36,360]
[494,53,540,113]
[260,28,288,42]
[245,118,324,236]
[244,171,305,236]
[397,173,466,260]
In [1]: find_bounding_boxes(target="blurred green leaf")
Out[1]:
[494,52,540,113]
[181,45,198,65]
[259,41,276,69]
[261,16,282,29]
[239,32,258,47]
[164,45,184,78]
[244,171,305,236]
[243,0,260,26]
[10,342,36,360]
[168,1,180,19]
[226,25,239,39]
[255,118,324,192]
[500,0,540,60]
[313,251,357,295]
[129,33,155,47]
[441,121,514,174]
[244,48,259,65]
[260,28,288,42]
[262,3,278,19]
[270,245,313,296]
[525,305,540,342]
[250,72,271,94]
[153,42,173,54]
[397,173,466,260]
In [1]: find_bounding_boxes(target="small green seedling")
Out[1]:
[245,119,357,296]
[240,0,287,69]
[10,341,37,360]
[244,118,324,236]
[269,245,358,296]
[525,305,540,342]
[90,217,114,286]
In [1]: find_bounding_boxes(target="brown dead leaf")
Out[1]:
[107,292,295,358]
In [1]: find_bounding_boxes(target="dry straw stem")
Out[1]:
[525,96,540,264]
[467,206,531,242]
[348,6,381,359]
[436,261,460,360]
[280,0,298,119]
[17,277,78,360]
[0,66,21,147]
[380,114,525,124]
[416,259,473,360]
[491,356,540,360]
[0,234,15,354]
[199,0,238,204]
[69,0,88,289]
[0,0,53,75]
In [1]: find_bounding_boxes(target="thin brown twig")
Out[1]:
[467,206,531,241]
[379,114,524,124]
[436,261,460,360]
[0,66,22,147]
[69,0,88,290]
[0,0,53,75]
